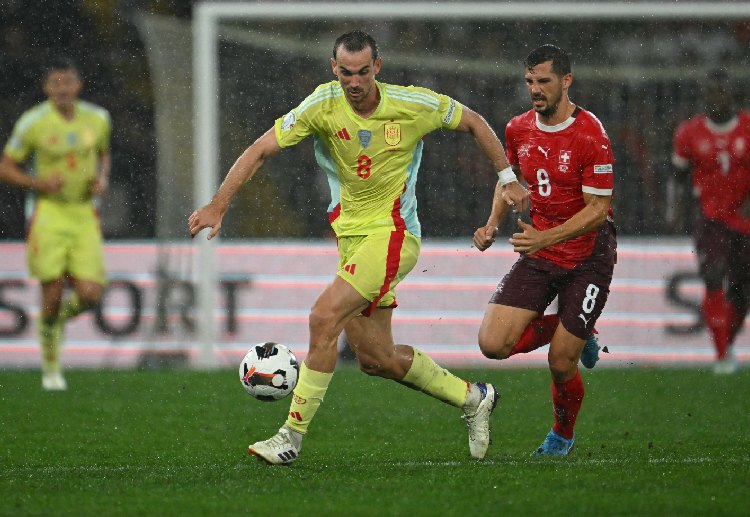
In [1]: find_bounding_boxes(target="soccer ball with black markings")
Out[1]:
[239,342,299,401]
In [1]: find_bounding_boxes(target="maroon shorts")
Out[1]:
[490,221,617,340]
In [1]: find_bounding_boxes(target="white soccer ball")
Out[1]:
[239,342,299,401]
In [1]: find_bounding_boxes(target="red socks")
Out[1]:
[509,314,559,356]
[551,371,584,440]
[702,289,737,359]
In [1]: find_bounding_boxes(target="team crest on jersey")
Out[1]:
[559,150,572,164]
[518,144,531,157]
[384,123,401,146]
[281,111,296,131]
[358,129,372,149]
[734,137,746,155]
[82,128,95,147]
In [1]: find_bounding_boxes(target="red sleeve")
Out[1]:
[581,131,614,196]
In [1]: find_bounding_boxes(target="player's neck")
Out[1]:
[539,99,575,127]
[52,102,76,121]
[349,88,380,119]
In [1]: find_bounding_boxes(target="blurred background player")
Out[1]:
[189,30,528,465]
[0,57,111,390]
[671,68,750,374]
[473,45,617,456]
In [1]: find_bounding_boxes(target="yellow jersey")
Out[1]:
[274,80,462,238]
[4,100,111,204]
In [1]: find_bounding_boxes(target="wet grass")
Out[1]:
[1,367,748,516]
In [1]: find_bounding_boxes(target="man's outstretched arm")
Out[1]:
[188,128,281,240]
[455,106,529,212]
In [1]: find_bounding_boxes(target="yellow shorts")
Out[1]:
[336,229,420,316]
[27,199,106,285]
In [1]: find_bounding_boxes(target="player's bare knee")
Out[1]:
[548,356,577,382]
[478,331,513,360]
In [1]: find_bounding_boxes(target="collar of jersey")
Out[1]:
[340,81,385,121]
[704,115,739,134]
[47,99,79,123]
[535,109,576,133]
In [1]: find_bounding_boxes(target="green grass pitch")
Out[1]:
[1,366,748,516]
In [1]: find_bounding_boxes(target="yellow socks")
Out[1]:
[39,318,62,374]
[401,348,470,408]
[285,362,333,435]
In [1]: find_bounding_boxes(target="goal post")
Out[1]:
[190,1,750,368]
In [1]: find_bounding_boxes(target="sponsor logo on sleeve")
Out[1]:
[594,164,613,174]
[281,111,296,131]
[442,98,456,125]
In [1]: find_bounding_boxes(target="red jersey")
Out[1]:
[505,107,615,269]
[672,111,750,234]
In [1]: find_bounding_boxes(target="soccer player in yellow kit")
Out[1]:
[0,58,111,390]
[189,30,528,465]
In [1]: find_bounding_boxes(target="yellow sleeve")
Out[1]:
[437,93,463,130]
[98,109,112,152]
[402,85,463,133]
[274,82,339,148]
[274,108,313,149]
[3,112,36,163]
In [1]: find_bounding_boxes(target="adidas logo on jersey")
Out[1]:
[344,263,357,275]
[336,128,351,140]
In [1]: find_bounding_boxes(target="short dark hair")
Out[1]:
[333,30,379,61]
[524,45,571,76]
[44,56,79,80]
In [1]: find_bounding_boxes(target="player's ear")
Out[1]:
[373,56,382,76]
[562,73,573,89]
[330,58,337,77]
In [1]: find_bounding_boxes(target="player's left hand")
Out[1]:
[509,219,549,255]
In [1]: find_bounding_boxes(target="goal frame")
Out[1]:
[191,1,750,367]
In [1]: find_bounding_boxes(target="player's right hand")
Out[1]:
[473,224,498,251]
[188,204,223,240]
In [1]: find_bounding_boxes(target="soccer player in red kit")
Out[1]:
[473,45,617,456]
[672,69,750,375]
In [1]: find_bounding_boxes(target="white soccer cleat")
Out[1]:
[714,348,739,375]
[462,382,500,459]
[248,427,301,465]
[42,372,67,391]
